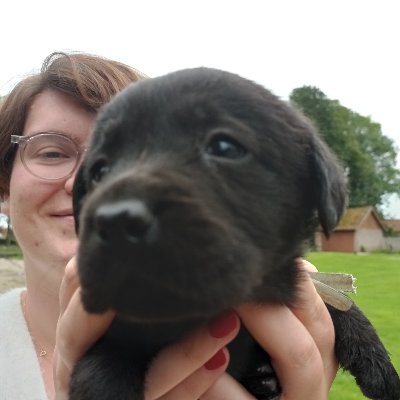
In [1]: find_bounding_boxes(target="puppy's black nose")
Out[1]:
[94,200,158,244]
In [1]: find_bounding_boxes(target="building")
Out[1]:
[316,206,388,252]
[382,219,400,251]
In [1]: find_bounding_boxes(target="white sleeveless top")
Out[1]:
[0,288,47,399]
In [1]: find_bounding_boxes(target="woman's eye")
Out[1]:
[34,147,72,162]
[39,151,68,159]
[205,135,247,159]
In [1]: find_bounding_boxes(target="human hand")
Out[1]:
[147,259,338,400]
[53,257,115,400]
[54,258,337,400]
[144,311,241,399]
[235,259,338,400]
[53,257,242,400]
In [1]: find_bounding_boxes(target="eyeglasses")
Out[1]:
[11,133,87,180]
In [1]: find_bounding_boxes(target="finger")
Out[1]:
[145,311,240,400]
[54,289,115,397]
[293,259,337,383]
[59,257,80,315]
[55,257,81,399]
[53,352,72,400]
[56,288,114,371]
[236,303,326,400]
[201,372,256,400]
[297,258,318,273]
[292,259,334,341]
[155,349,230,400]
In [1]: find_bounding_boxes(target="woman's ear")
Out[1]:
[1,193,10,216]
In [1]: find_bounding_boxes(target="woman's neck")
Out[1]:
[23,257,66,352]
[22,258,67,400]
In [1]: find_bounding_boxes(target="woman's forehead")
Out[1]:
[23,89,95,143]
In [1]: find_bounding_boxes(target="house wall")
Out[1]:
[355,229,385,251]
[361,213,382,229]
[320,231,354,252]
[354,213,386,251]
[385,237,400,251]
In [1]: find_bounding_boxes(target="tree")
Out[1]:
[290,86,400,209]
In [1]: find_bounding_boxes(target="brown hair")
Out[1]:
[0,51,146,197]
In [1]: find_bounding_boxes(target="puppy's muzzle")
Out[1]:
[95,200,159,245]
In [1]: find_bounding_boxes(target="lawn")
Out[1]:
[306,252,400,399]
[0,244,22,258]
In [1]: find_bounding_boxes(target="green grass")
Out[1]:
[0,244,22,258]
[306,252,400,399]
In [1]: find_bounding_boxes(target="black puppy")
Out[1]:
[71,68,400,400]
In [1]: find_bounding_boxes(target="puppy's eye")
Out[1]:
[205,135,247,159]
[90,160,110,185]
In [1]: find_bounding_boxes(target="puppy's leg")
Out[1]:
[240,351,281,400]
[228,328,281,399]
[328,304,400,400]
[69,339,146,400]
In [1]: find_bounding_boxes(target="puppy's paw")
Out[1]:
[242,358,281,400]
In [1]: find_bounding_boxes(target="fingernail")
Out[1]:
[208,311,237,338]
[204,349,227,370]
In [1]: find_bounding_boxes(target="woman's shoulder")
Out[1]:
[0,287,25,308]
[0,288,26,332]
[0,288,47,399]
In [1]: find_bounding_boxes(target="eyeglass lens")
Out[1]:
[21,134,80,180]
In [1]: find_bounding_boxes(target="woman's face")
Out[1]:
[2,89,95,271]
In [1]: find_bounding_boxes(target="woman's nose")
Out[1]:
[64,170,78,195]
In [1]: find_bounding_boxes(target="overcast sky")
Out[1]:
[2,0,399,216]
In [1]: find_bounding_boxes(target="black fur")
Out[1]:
[71,68,400,399]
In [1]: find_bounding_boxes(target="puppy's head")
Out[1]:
[73,68,346,322]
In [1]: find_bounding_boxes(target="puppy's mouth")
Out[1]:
[80,271,233,323]
[82,285,224,324]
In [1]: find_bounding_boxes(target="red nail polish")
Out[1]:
[208,311,237,338]
[204,349,227,370]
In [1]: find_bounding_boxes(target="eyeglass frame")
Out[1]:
[10,132,87,181]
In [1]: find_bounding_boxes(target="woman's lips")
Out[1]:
[52,210,75,224]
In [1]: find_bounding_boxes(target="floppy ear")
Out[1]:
[72,166,88,234]
[310,135,347,237]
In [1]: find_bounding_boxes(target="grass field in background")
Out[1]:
[0,244,22,258]
[306,252,400,399]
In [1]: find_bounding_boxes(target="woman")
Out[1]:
[0,52,337,399]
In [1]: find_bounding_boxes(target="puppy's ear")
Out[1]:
[72,166,88,234]
[310,135,347,236]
